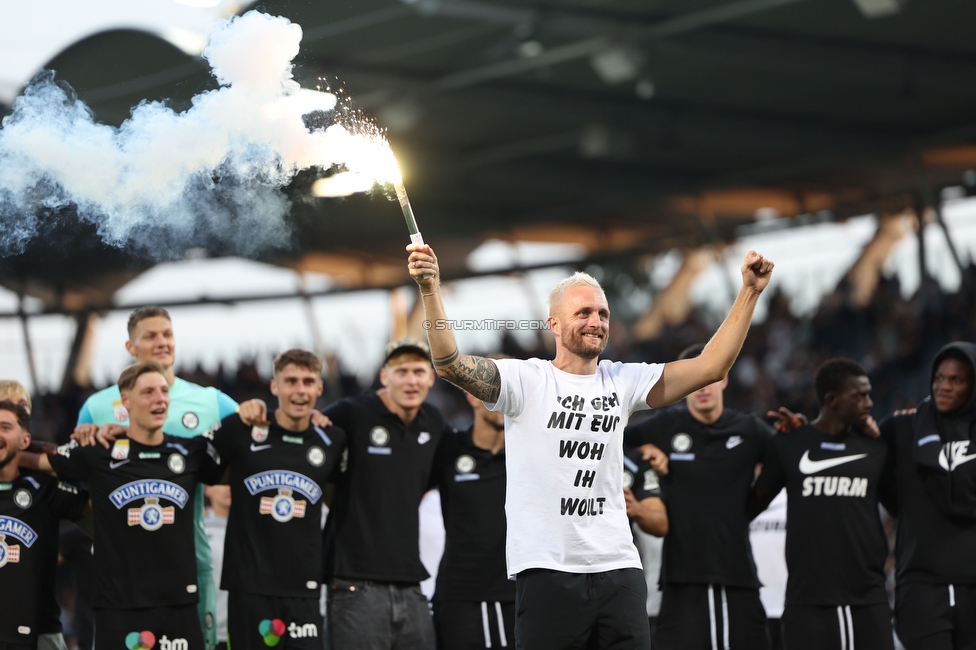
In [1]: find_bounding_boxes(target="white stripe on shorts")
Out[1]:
[495,601,508,647]
[481,601,492,648]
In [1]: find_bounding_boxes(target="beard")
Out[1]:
[0,446,16,472]
[562,329,607,360]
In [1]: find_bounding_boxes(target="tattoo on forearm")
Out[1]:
[439,354,501,403]
[433,348,460,367]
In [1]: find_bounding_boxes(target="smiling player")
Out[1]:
[408,243,774,649]
[750,358,896,650]
[204,349,346,650]
[32,362,225,650]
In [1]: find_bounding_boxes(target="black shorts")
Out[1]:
[652,584,769,650]
[895,582,976,650]
[433,600,514,649]
[227,593,321,650]
[781,604,893,650]
[514,568,649,650]
[93,604,203,650]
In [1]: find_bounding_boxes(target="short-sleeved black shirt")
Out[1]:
[431,427,512,603]
[323,393,448,583]
[207,414,346,597]
[623,445,662,503]
[752,424,891,607]
[48,435,223,609]
[0,469,88,646]
[624,405,772,588]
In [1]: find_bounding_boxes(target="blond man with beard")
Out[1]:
[407,244,773,649]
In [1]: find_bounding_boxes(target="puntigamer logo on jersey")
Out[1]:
[109,480,190,531]
[244,471,322,522]
[0,515,38,568]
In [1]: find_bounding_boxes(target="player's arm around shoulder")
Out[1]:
[188,435,226,486]
[202,412,249,460]
[626,453,668,536]
[748,434,787,520]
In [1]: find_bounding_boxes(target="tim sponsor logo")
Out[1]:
[288,623,318,639]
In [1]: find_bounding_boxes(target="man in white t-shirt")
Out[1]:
[406,243,774,649]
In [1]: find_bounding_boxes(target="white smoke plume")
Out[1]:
[0,11,379,259]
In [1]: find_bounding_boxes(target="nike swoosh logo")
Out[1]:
[951,454,976,470]
[798,450,868,475]
[109,460,130,469]
[250,443,272,452]
[726,437,744,449]
[938,442,976,472]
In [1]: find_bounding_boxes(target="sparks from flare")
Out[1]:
[309,78,424,245]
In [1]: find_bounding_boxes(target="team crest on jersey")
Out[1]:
[455,455,476,474]
[0,535,21,568]
[128,497,175,530]
[56,442,76,458]
[369,427,390,446]
[112,439,130,460]
[307,447,325,467]
[643,470,660,492]
[181,412,199,430]
[13,489,31,509]
[259,488,307,522]
[671,433,692,453]
[252,425,270,443]
[417,432,430,445]
[113,402,129,423]
[622,471,634,489]
[167,454,186,474]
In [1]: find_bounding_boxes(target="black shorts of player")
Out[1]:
[227,593,322,650]
[514,568,649,650]
[652,584,769,650]
[93,604,203,650]
[433,601,514,650]
[0,643,33,650]
[895,582,976,650]
[781,604,893,650]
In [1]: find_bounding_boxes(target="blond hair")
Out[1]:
[546,272,605,316]
[0,380,31,412]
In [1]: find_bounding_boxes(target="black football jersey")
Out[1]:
[752,424,892,607]
[323,393,448,583]
[623,445,662,503]
[207,414,345,597]
[0,470,87,645]
[48,435,223,609]
[431,427,512,603]
[624,405,772,587]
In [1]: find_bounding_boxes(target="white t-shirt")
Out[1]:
[749,489,787,618]
[489,358,664,576]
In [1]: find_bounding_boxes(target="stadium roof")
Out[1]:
[2,0,976,311]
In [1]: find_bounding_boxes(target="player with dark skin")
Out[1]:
[750,360,895,650]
